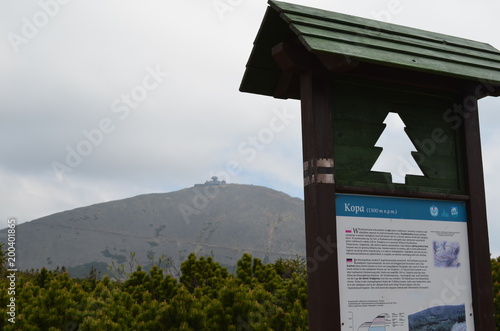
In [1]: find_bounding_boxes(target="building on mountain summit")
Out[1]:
[194,176,226,187]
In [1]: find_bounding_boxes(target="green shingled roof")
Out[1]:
[240,0,500,98]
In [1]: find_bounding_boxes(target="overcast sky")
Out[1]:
[1,0,499,256]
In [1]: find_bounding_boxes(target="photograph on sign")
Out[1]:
[336,194,473,331]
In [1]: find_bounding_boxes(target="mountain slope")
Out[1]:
[1,184,305,275]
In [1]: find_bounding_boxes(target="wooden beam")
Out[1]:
[316,53,359,73]
[346,62,465,96]
[336,185,469,202]
[462,91,496,330]
[272,42,311,74]
[273,71,299,99]
[300,69,339,330]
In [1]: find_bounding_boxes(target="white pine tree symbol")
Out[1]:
[371,112,424,184]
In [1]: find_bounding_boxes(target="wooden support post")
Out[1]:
[462,92,496,330]
[300,69,339,330]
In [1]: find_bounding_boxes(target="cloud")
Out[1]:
[481,118,500,256]
[0,167,147,223]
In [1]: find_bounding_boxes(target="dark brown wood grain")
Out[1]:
[300,69,340,330]
[462,92,496,330]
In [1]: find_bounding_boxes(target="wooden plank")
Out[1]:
[247,44,282,70]
[273,71,299,99]
[284,13,500,61]
[271,0,500,54]
[253,6,289,47]
[342,62,467,97]
[336,185,469,201]
[335,169,463,193]
[290,22,500,68]
[332,75,457,108]
[409,153,458,180]
[397,103,458,128]
[300,69,339,330]
[336,181,464,196]
[316,53,359,73]
[405,174,460,189]
[462,92,496,330]
[239,67,281,96]
[405,128,456,157]
[334,145,382,171]
[272,42,311,73]
[335,169,389,184]
[304,36,500,85]
[334,119,385,147]
[332,99,389,124]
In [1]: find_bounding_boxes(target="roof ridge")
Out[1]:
[269,0,499,54]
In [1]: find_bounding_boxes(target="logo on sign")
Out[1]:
[430,205,439,217]
[451,207,459,218]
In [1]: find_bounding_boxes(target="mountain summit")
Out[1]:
[1,184,305,276]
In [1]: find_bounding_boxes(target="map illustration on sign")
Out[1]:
[357,314,388,331]
[370,112,424,184]
[433,241,461,267]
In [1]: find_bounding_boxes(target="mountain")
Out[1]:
[0,184,306,277]
[408,304,466,331]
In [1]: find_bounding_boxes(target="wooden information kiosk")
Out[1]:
[240,1,500,330]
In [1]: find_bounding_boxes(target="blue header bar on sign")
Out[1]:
[335,194,467,222]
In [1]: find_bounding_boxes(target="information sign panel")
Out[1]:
[336,194,473,331]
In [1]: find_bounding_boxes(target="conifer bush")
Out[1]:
[0,243,497,330]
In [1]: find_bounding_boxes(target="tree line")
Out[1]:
[0,245,499,330]
[0,248,307,330]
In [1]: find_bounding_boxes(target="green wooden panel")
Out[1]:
[332,77,466,194]
[306,36,500,84]
[240,6,293,96]
[410,152,458,180]
[246,44,282,71]
[293,24,500,71]
[405,128,456,157]
[332,76,456,109]
[271,1,499,55]
[335,145,382,172]
[398,106,455,130]
[283,13,500,62]
[333,93,392,124]
[405,176,460,191]
[240,67,281,96]
[335,170,391,185]
[336,176,463,195]
[254,6,290,46]
[334,119,386,147]
[333,102,389,123]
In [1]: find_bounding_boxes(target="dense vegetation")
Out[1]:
[0,249,307,330]
[0,246,499,330]
[493,256,500,330]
